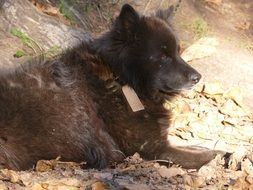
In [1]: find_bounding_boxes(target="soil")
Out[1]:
[0,0,253,189]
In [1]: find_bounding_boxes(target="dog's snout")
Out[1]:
[189,72,201,84]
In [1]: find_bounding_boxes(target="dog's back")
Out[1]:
[0,45,123,170]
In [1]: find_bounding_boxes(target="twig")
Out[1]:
[143,0,152,15]
[158,0,165,9]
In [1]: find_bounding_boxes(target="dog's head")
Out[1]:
[97,4,201,98]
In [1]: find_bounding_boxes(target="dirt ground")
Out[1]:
[0,0,253,189]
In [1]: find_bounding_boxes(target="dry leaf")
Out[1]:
[30,0,59,16]
[236,21,251,30]
[36,160,54,172]
[247,153,253,163]
[158,167,185,178]
[31,183,44,190]
[246,175,253,184]
[123,184,151,190]
[198,164,217,181]
[172,117,189,129]
[36,158,84,172]
[174,128,193,140]
[241,159,253,176]
[223,117,239,126]
[228,148,248,170]
[181,90,198,99]
[92,181,107,190]
[229,175,252,190]
[184,175,206,188]
[0,169,21,183]
[34,178,81,190]
[220,99,246,117]
[225,87,244,107]
[188,120,207,134]
[194,83,205,93]
[204,0,222,6]
[42,6,59,16]
[203,81,224,95]
[0,183,8,190]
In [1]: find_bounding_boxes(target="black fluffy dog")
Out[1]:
[0,4,215,170]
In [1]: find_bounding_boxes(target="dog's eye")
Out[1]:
[161,45,168,53]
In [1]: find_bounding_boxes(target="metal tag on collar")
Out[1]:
[122,85,145,112]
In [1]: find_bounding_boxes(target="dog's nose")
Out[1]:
[189,72,201,84]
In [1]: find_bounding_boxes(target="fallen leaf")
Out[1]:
[198,164,217,181]
[172,117,189,129]
[229,175,251,190]
[184,175,206,188]
[246,175,253,184]
[36,160,54,172]
[42,6,59,16]
[220,99,246,117]
[91,181,107,190]
[123,184,151,190]
[223,117,239,126]
[247,153,253,163]
[204,0,222,6]
[228,147,248,170]
[0,169,21,183]
[225,87,244,107]
[158,167,185,178]
[236,21,251,30]
[203,81,224,95]
[194,83,205,93]
[31,183,44,190]
[0,183,8,190]
[36,158,84,172]
[241,159,253,176]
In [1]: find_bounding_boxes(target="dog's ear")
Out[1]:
[117,4,140,33]
[156,5,174,23]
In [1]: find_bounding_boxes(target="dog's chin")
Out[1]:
[160,84,195,93]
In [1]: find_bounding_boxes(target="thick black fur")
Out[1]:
[0,4,214,170]
[94,4,201,99]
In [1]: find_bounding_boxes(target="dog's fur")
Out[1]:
[0,4,215,170]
